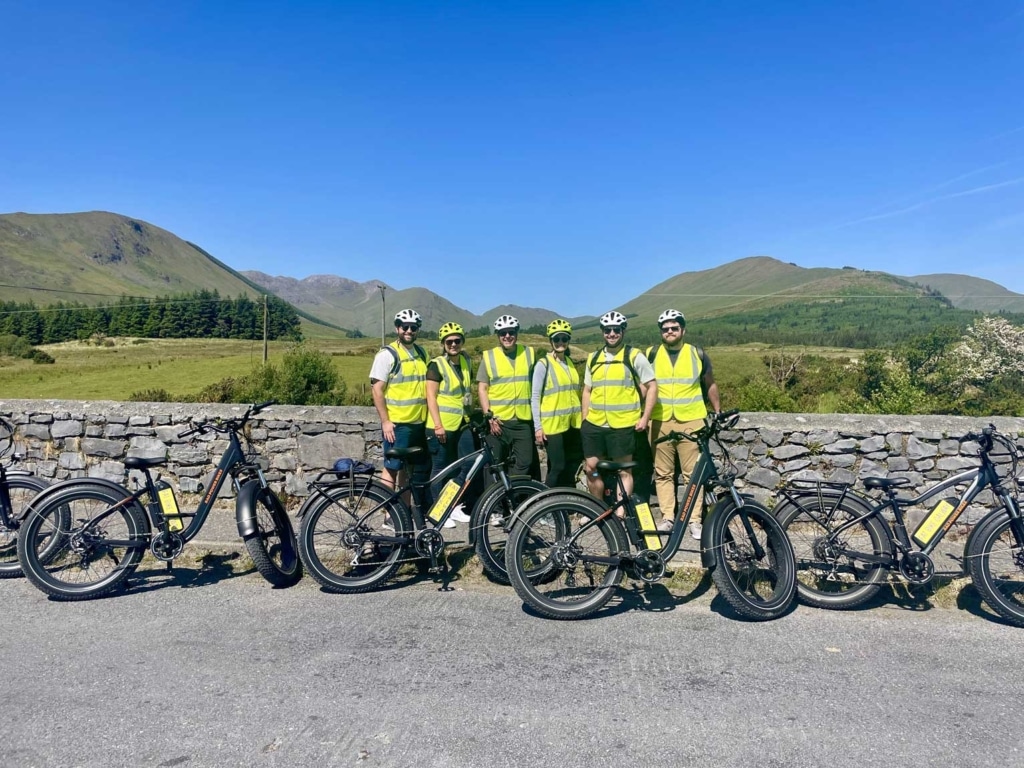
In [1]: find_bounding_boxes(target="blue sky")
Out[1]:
[1,1,1022,317]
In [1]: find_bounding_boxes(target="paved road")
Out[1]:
[2,562,1022,768]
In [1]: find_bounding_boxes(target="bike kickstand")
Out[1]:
[430,557,454,592]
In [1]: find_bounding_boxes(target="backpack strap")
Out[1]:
[385,343,428,376]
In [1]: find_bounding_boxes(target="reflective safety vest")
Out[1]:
[586,346,642,428]
[426,353,472,431]
[538,354,581,435]
[649,343,707,422]
[384,341,427,424]
[483,345,535,421]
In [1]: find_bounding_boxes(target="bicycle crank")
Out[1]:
[899,551,935,584]
[632,549,666,583]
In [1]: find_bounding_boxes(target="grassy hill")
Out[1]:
[906,274,1024,314]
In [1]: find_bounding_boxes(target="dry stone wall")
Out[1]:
[3,400,1022,534]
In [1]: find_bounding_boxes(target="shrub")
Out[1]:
[26,349,55,364]
[129,388,175,402]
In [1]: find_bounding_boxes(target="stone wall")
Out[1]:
[2,400,1022,537]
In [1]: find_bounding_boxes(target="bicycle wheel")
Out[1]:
[708,500,796,621]
[17,485,148,600]
[0,475,49,578]
[242,485,303,588]
[298,481,412,593]
[472,477,547,584]
[967,512,1024,628]
[775,493,890,609]
[505,492,627,620]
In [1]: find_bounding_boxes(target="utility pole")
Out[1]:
[262,294,269,363]
[378,284,386,348]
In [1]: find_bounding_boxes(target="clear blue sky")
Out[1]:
[2,1,1022,317]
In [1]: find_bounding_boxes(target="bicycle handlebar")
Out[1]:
[652,409,740,445]
[177,400,278,439]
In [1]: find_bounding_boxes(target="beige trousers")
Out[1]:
[650,417,704,523]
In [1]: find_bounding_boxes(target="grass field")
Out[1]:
[0,335,857,405]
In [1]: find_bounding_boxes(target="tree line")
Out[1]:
[0,290,303,344]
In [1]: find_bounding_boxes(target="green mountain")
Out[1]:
[906,274,1024,314]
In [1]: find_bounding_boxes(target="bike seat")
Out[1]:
[862,476,910,490]
[596,460,637,472]
[384,446,425,460]
[124,456,167,470]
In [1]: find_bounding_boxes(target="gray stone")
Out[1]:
[858,460,885,479]
[885,433,903,453]
[285,471,309,496]
[890,471,925,486]
[760,429,784,447]
[789,432,807,445]
[104,424,127,438]
[825,439,858,454]
[914,459,935,472]
[961,441,981,457]
[830,454,856,468]
[179,477,205,494]
[125,427,156,437]
[906,437,938,460]
[20,424,50,440]
[938,439,960,456]
[912,430,943,441]
[30,413,54,423]
[864,451,888,461]
[827,469,857,485]
[859,436,886,453]
[273,454,299,472]
[749,443,768,456]
[728,445,749,461]
[106,414,128,424]
[59,452,86,470]
[887,457,910,472]
[742,430,758,442]
[153,414,171,426]
[839,429,869,439]
[936,456,978,471]
[300,422,336,435]
[296,432,365,469]
[757,457,774,468]
[85,425,103,437]
[155,426,188,443]
[250,428,269,441]
[744,467,781,489]
[267,439,295,454]
[129,416,152,426]
[720,430,743,443]
[127,437,168,461]
[808,430,838,446]
[780,459,811,473]
[772,444,809,460]
[88,461,125,482]
[35,460,58,478]
[81,438,125,458]
[924,471,945,481]
[176,467,203,478]
[169,445,210,465]
[788,469,825,483]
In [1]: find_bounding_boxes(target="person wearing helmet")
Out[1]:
[425,322,477,525]
[530,319,583,488]
[581,311,657,503]
[369,308,433,513]
[477,314,538,480]
[648,309,720,537]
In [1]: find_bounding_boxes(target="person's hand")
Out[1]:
[434,425,446,443]
[535,428,546,446]
[382,420,396,443]
[636,416,650,432]
[489,417,503,436]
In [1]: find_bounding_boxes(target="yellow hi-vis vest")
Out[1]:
[483,345,535,421]
[586,346,642,428]
[538,353,582,435]
[649,343,707,422]
[426,353,472,431]
[385,341,427,424]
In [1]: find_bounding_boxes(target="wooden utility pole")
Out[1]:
[378,284,386,348]
[262,294,269,363]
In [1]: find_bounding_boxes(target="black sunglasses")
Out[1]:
[660,325,682,333]
[498,330,518,338]
[551,334,571,344]
[602,326,624,335]
[398,324,420,332]
[443,337,463,346]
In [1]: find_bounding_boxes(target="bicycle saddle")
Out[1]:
[124,456,168,469]
[862,476,910,490]
[384,446,425,460]
[595,460,637,472]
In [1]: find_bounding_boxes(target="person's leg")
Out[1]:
[562,427,584,488]
[406,424,433,517]
[580,422,606,500]
[678,417,705,530]
[545,431,566,488]
[507,421,535,478]
[651,419,679,523]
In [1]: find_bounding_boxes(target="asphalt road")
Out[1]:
[2,562,1022,768]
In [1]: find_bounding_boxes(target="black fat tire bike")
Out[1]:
[16,401,301,600]
[504,410,797,621]
[774,425,1024,626]
[0,416,50,578]
[296,411,547,593]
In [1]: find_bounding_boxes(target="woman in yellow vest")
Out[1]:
[477,314,538,480]
[649,309,720,536]
[530,319,583,488]
[581,311,658,503]
[425,322,477,526]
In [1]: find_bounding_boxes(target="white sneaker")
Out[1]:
[690,522,702,540]
[449,504,472,523]
[443,518,457,529]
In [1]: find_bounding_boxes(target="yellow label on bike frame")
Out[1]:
[428,479,461,522]
[159,486,184,532]
[634,502,662,551]
[913,498,961,547]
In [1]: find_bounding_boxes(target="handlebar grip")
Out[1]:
[253,399,277,413]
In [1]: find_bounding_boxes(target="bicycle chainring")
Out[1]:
[899,551,935,584]
[632,549,666,583]
[414,528,445,559]
[150,531,185,562]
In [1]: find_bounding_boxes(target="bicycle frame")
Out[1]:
[0,462,35,529]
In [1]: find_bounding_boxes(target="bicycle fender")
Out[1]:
[699,495,761,569]
[236,480,286,539]
[773,487,875,521]
[965,508,1012,557]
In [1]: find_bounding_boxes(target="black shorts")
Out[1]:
[581,421,636,460]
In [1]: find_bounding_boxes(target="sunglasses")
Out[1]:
[398,324,420,332]
[550,334,571,344]
[498,330,518,338]
[602,326,624,335]
[443,337,463,346]
[660,325,682,333]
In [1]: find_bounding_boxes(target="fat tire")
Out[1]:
[966,512,1024,628]
[298,481,412,593]
[775,493,889,609]
[505,493,627,620]
[0,475,49,578]
[17,486,148,601]
[709,500,796,621]
[243,486,303,587]
[472,478,547,584]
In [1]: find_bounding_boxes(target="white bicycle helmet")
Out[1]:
[393,308,422,327]
[599,310,628,329]
[493,314,520,332]
[657,309,685,327]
